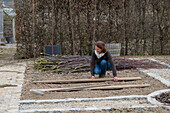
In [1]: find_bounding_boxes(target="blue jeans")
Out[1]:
[94,60,111,75]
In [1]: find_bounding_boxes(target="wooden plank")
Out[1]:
[30,84,150,93]
[89,84,150,90]
[33,77,141,84]
[30,84,110,92]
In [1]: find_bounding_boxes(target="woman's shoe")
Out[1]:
[99,74,105,78]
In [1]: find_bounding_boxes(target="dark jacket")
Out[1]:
[90,51,117,77]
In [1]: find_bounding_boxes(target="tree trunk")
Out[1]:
[156,8,164,55]
[123,0,128,55]
[142,0,146,55]
[32,0,35,59]
[135,0,142,55]
[77,2,83,56]
[87,1,92,55]
[69,0,75,55]
[92,0,97,50]
[54,1,58,45]
[159,27,164,55]
[152,30,155,55]
[96,0,101,41]
[115,6,119,43]
[60,8,64,54]
[151,3,155,55]
[109,3,112,42]
[135,1,139,55]
[51,0,55,55]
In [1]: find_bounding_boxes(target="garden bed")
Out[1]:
[21,61,168,100]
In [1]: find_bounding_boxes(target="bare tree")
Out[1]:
[14,0,170,58]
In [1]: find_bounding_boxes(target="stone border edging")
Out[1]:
[147,89,170,107]
[148,58,170,68]
[20,95,147,104]
[20,107,112,113]
[138,69,170,87]
[19,95,149,113]
[133,58,170,87]
[19,89,170,112]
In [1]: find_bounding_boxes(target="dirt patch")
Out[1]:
[21,61,168,100]
[155,92,170,105]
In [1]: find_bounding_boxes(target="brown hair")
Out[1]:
[95,41,107,53]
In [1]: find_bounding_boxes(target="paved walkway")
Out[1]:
[0,63,26,113]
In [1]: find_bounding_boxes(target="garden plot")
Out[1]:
[21,61,168,100]
[1,45,169,112]
[19,57,170,112]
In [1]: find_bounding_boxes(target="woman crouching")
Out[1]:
[90,41,118,81]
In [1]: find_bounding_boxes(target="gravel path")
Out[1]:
[0,63,26,112]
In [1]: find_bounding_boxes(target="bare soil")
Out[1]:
[155,91,170,105]
[21,61,168,100]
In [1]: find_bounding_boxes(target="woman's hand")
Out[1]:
[114,77,118,81]
[91,76,95,79]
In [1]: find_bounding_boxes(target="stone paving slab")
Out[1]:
[0,63,26,113]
